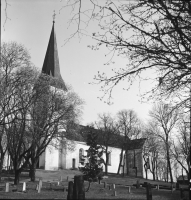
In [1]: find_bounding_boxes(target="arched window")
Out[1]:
[107,152,111,166]
[79,148,84,163]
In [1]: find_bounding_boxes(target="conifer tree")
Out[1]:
[80,129,104,182]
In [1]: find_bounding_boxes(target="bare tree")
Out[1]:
[63,0,191,109]
[171,114,190,180]
[144,121,163,181]
[149,102,179,183]
[0,42,35,182]
[28,75,84,181]
[116,109,142,175]
[94,113,120,175]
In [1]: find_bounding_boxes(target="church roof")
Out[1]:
[64,124,146,150]
[125,138,146,150]
[42,22,67,91]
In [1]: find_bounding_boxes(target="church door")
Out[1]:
[72,159,76,169]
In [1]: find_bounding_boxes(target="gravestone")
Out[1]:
[113,190,117,196]
[22,182,26,192]
[73,175,85,200]
[67,181,73,200]
[5,183,9,192]
[113,184,115,189]
[146,182,152,200]
[127,186,131,194]
[38,179,42,193]
[176,182,179,190]
[136,179,140,188]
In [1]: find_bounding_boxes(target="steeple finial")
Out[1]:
[53,10,56,23]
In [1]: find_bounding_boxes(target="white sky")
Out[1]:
[1,0,152,125]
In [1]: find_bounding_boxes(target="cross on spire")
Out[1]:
[53,10,56,23]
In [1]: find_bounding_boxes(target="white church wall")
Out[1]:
[102,147,122,174]
[39,151,45,169]
[44,145,59,170]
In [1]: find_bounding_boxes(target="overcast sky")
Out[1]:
[2,0,152,125]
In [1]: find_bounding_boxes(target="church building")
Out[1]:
[38,19,147,178]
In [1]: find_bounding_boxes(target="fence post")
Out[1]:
[146,182,152,200]
[67,181,74,200]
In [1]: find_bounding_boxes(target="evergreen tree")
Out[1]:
[80,129,104,181]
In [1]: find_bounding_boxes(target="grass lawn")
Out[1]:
[0,169,189,199]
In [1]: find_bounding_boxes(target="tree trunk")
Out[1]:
[166,143,173,183]
[117,149,124,174]
[14,170,21,185]
[0,161,2,182]
[126,150,129,175]
[30,160,37,182]
[144,164,148,179]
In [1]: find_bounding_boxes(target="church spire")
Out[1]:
[42,13,67,91]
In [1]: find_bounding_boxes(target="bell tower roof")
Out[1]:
[42,17,67,91]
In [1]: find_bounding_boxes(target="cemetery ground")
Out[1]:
[0,169,189,199]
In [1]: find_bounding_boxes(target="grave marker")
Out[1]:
[38,179,42,193]
[127,186,131,194]
[5,183,9,192]
[67,181,73,200]
[136,179,140,188]
[22,182,26,192]
[146,182,152,200]
[156,185,159,190]
[36,184,38,191]
[73,175,85,200]
[113,190,117,196]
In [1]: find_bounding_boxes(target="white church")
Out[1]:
[37,19,147,178]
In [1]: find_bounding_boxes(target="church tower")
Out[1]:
[42,14,67,91]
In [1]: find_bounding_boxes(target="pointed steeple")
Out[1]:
[42,17,67,91]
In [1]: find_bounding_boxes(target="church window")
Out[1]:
[107,152,111,166]
[79,148,84,163]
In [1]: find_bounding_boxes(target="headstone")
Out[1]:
[22,182,26,192]
[67,181,73,200]
[38,179,42,193]
[36,184,39,191]
[127,186,131,194]
[136,179,140,188]
[146,182,152,200]
[73,175,85,200]
[113,190,117,196]
[171,183,173,193]
[176,182,179,190]
[113,184,115,189]
[156,185,159,190]
[180,188,184,199]
[5,183,9,192]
